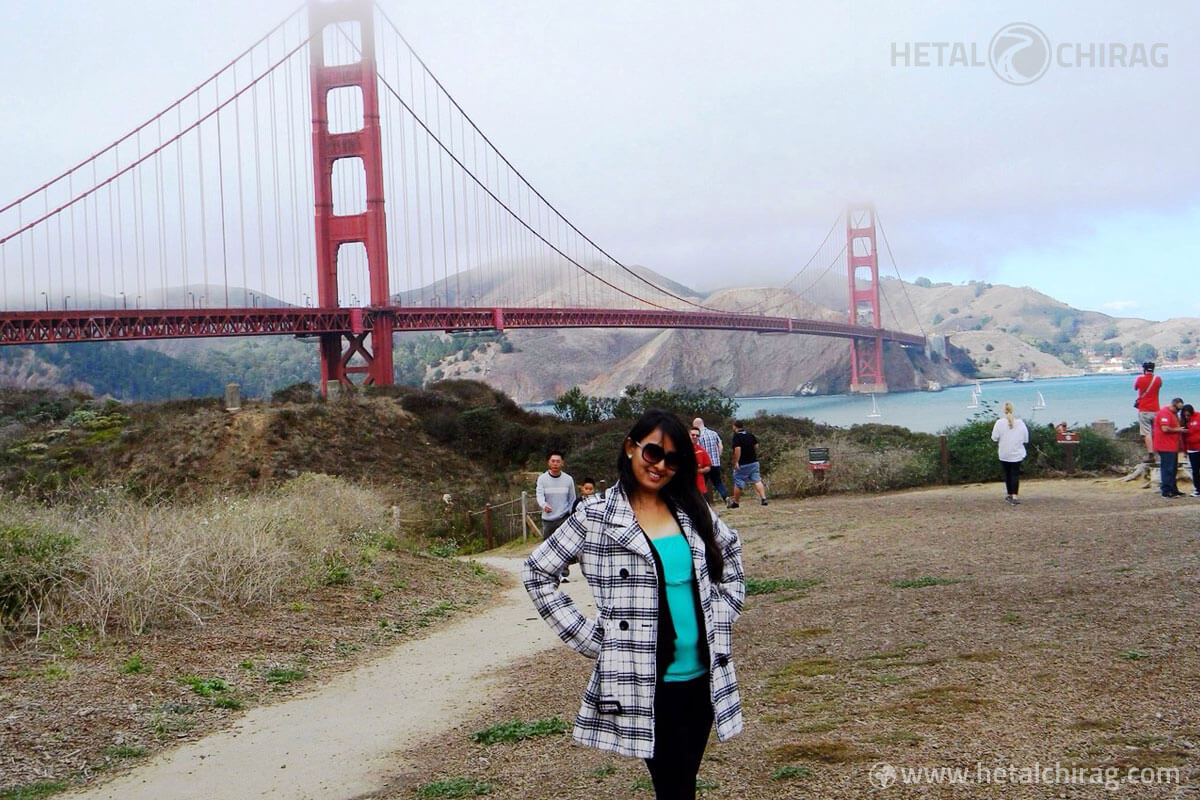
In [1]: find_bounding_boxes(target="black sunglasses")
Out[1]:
[633,440,682,471]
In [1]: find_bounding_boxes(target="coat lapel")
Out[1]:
[599,485,653,562]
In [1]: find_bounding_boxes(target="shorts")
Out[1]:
[1138,410,1156,436]
[733,462,761,488]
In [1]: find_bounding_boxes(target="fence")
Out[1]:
[465,492,541,549]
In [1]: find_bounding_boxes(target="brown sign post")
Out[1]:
[1055,426,1079,473]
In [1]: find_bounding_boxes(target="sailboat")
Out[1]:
[967,389,980,409]
[974,380,984,395]
[1033,391,1047,410]
[867,393,882,419]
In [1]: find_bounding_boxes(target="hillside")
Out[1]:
[879,277,1200,379]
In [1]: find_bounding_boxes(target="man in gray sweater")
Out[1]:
[536,450,577,579]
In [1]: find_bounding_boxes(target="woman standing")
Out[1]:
[1181,404,1200,496]
[523,409,745,799]
[991,401,1030,505]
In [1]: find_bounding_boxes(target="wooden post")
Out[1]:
[939,435,949,484]
[520,491,528,543]
[484,504,494,549]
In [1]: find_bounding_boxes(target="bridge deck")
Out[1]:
[0,307,925,348]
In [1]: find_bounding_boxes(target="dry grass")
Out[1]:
[3,475,393,639]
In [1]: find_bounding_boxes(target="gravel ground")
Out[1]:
[371,477,1199,799]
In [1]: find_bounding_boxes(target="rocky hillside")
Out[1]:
[878,277,1200,379]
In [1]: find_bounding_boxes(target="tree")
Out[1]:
[553,386,604,424]
[1129,343,1157,364]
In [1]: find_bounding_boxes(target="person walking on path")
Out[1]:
[691,417,728,503]
[1134,361,1163,463]
[729,420,767,508]
[1155,398,1187,498]
[523,409,746,800]
[990,401,1030,505]
[536,450,577,579]
[1181,405,1200,497]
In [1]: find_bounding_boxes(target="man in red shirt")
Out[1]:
[1134,361,1162,462]
[1152,397,1186,497]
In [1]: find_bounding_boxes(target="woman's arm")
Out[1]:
[710,515,746,621]
[522,513,602,658]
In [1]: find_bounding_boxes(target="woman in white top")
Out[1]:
[990,401,1030,505]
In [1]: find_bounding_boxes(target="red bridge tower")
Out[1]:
[846,206,888,394]
[308,0,394,391]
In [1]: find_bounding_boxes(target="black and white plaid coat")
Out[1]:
[522,484,745,759]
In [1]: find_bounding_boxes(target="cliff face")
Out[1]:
[433,283,966,402]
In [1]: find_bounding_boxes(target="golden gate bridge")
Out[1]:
[0,0,927,395]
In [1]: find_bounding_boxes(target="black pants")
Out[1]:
[1189,451,1200,493]
[644,676,713,800]
[707,466,728,500]
[1000,460,1022,496]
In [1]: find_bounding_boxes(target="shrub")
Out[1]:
[946,419,1125,483]
[271,382,318,404]
[0,517,78,639]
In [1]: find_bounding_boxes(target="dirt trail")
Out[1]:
[61,557,590,800]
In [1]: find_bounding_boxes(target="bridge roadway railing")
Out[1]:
[0,306,926,348]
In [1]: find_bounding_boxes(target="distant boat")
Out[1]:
[967,389,980,409]
[797,381,818,396]
[925,380,943,392]
[867,393,882,418]
[1013,365,1033,383]
[1033,391,1047,410]
[974,380,984,394]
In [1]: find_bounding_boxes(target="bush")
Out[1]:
[946,419,1125,483]
[271,382,318,404]
[0,518,79,639]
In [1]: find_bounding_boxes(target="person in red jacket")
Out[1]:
[1182,404,1200,497]
[1134,361,1162,462]
[1153,397,1186,498]
[690,426,713,498]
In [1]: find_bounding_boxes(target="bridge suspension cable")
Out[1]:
[875,211,927,338]
[371,4,732,314]
[739,212,848,318]
[0,9,316,313]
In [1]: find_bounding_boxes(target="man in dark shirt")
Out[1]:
[729,420,767,508]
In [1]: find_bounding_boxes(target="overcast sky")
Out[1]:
[2,1,1197,321]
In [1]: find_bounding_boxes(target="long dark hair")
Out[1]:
[616,408,724,581]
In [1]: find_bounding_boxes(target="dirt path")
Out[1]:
[61,557,591,800]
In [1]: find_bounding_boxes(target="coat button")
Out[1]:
[619,620,629,631]
[619,568,629,578]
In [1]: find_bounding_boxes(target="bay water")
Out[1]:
[734,368,1200,434]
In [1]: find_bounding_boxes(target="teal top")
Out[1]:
[650,533,707,682]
